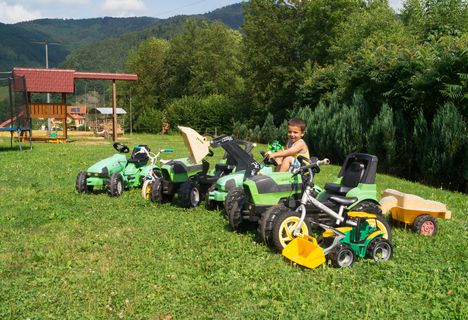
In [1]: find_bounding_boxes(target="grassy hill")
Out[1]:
[0,3,244,73]
[0,133,466,319]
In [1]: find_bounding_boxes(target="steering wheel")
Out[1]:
[113,142,129,153]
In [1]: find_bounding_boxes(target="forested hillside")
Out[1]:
[0,3,243,72]
[118,0,467,192]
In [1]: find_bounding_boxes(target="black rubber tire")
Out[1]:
[271,209,312,252]
[227,191,246,231]
[257,204,290,245]
[366,237,393,262]
[351,200,382,215]
[350,201,392,241]
[328,244,356,268]
[224,187,244,217]
[205,184,217,210]
[413,214,438,236]
[150,178,164,203]
[76,171,93,193]
[107,173,124,197]
[367,214,392,242]
[179,181,201,208]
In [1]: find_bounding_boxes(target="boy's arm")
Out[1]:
[269,140,306,158]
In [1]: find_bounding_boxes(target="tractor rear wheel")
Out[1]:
[351,201,392,241]
[179,181,201,208]
[328,244,355,268]
[413,214,438,236]
[271,209,311,252]
[351,200,382,215]
[108,173,124,197]
[257,205,289,245]
[76,171,93,193]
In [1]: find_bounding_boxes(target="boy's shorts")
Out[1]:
[290,156,301,172]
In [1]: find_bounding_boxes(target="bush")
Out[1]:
[165,94,236,134]
[260,113,277,143]
[134,108,164,133]
[367,104,396,171]
[232,121,249,140]
[423,103,466,190]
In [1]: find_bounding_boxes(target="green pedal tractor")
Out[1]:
[226,153,391,251]
[149,126,257,208]
[208,141,282,211]
[76,142,154,197]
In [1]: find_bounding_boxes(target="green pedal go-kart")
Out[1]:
[226,153,391,251]
[76,142,153,197]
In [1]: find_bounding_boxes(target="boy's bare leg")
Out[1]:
[278,156,292,172]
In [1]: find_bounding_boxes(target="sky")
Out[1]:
[0,0,404,24]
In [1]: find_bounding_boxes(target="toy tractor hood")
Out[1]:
[178,126,211,163]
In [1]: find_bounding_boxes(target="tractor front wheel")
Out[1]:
[150,178,164,203]
[227,190,246,231]
[366,238,393,262]
[76,171,93,193]
[413,215,438,236]
[179,181,201,208]
[141,179,152,200]
[257,205,290,246]
[108,173,124,197]
[224,187,243,217]
[271,210,311,252]
[328,244,356,268]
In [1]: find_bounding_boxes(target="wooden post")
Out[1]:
[62,93,67,140]
[112,79,117,141]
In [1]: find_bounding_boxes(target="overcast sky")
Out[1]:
[0,0,404,24]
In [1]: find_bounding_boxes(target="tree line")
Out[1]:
[120,0,467,192]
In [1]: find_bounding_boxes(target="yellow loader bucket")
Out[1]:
[282,235,326,269]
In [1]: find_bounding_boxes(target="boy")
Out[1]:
[266,118,310,172]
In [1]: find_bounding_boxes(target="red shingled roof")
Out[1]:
[12,68,138,94]
[14,68,75,93]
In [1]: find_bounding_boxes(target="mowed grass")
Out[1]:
[0,133,466,319]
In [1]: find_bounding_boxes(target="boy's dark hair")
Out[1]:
[288,118,306,132]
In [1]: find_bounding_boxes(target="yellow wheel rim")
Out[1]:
[367,218,389,240]
[142,180,152,200]
[277,216,309,249]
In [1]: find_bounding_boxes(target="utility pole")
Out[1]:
[31,40,61,134]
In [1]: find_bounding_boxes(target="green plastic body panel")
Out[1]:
[315,183,378,207]
[160,157,203,183]
[88,154,126,175]
[245,172,303,206]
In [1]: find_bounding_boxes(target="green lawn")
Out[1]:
[0,134,466,319]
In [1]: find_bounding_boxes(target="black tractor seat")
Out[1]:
[127,145,150,167]
[325,153,377,196]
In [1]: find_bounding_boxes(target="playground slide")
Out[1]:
[0,111,24,128]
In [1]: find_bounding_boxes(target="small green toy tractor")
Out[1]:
[76,142,153,197]
[282,212,393,269]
